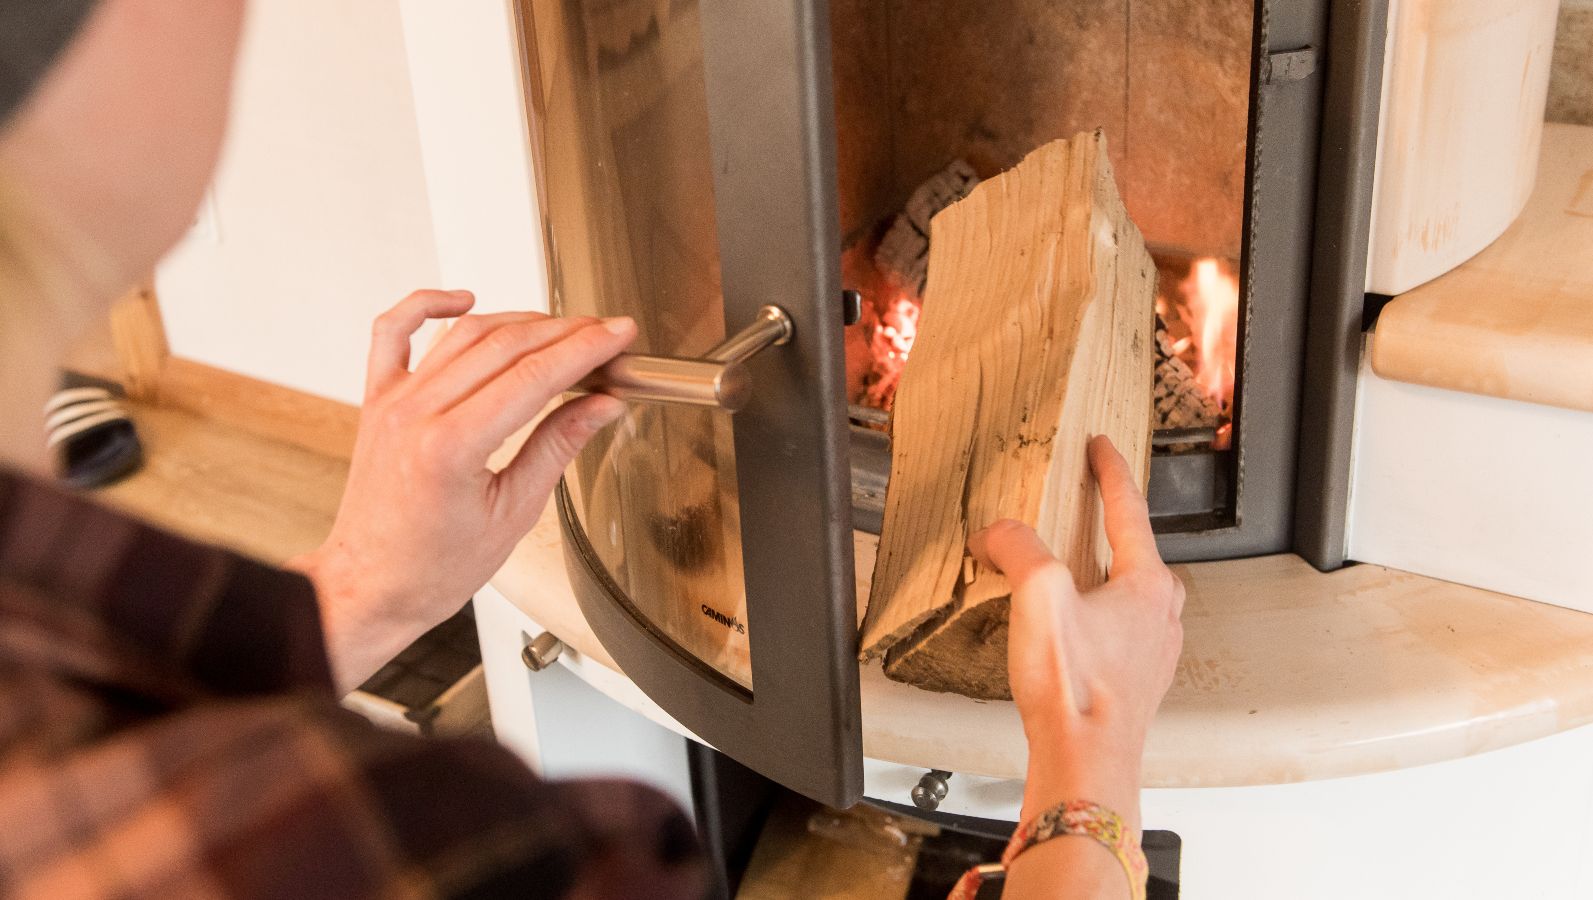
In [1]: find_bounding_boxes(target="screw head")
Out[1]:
[911,771,951,811]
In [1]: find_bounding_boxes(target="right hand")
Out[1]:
[297,290,637,693]
[969,435,1185,832]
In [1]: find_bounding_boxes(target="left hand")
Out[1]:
[292,290,637,692]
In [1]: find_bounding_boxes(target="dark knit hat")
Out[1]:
[0,1,102,127]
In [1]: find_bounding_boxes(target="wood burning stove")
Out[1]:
[517,0,1386,805]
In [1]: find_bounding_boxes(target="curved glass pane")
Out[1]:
[525,0,751,688]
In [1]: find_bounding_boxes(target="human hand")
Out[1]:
[292,290,637,693]
[969,436,1184,833]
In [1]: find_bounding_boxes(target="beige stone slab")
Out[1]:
[834,0,1251,257]
[1549,0,1593,126]
[1151,554,1593,786]
[1124,0,1251,259]
[1371,122,1593,411]
[1367,0,1559,295]
[501,520,1593,788]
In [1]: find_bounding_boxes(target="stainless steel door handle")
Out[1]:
[572,305,794,412]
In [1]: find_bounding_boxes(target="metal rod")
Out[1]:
[573,355,751,410]
[706,305,794,364]
[570,305,793,412]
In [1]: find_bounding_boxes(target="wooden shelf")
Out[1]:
[93,401,348,565]
[1371,122,1593,411]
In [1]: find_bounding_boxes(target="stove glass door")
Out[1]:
[520,0,862,805]
[530,0,750,688]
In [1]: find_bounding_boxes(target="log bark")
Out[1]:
[859,132,1156,700]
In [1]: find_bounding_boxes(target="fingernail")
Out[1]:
[450,289,474,298]
[602,316,635,335]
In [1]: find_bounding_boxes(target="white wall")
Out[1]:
[156,0,444,406]
[397,0,549,318]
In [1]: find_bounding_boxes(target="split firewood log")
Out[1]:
[859,131,1156,700]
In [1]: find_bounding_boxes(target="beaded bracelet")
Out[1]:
[946,800,1147,900]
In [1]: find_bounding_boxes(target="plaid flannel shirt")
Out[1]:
[0,471,704,899]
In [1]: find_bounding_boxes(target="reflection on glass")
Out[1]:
[525,0,751,688]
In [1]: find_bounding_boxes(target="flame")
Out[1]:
[875,293,919,363]
[1180,258,1239,410]
[864,291,920,409]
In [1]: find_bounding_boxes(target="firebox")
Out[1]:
[831,0,1256,548]
[518,0,1382,806]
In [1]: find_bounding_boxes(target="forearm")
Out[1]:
[1023,721,1144,835]
[1003,836,1132,900]
[288,546,435,695]
[1005,722,1145,899]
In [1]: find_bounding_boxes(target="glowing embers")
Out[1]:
[863,290,920,410]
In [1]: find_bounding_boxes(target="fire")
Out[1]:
[864,291,921,409]
[1180,257,1239,411]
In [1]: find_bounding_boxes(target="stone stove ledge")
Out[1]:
[1371,122,1593,412]
[494,513,1593,788]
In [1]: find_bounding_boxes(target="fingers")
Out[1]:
[495,393,627,513]
[413,311,549,377]
[1088,435,1158,579]
[969,519,1073,594]
[366,290,476,402]
[449,316,638,456]
[408,316,600,414]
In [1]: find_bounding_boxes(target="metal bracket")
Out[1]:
[1262,46,1317,84]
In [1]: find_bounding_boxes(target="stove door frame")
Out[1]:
[538,0,864,807]
[1155,0,1386,568]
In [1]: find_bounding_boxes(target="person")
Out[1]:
[0,2,1185,898]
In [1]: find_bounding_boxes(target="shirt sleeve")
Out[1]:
[154,698,707,900]
[0,472,335,700]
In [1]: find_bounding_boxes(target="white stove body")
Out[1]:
[476,584,1593,900]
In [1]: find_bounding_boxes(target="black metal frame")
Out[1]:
[1155,0,1386,565]
[558,0,864,808]
[1153,0,1323,561]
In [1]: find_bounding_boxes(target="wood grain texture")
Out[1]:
[860,133,1156,700]
[736,797,927,900]
[1371,122,1593,411]
[94,401,347,564]
[108,285,170,400]
[158,357,361,460]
